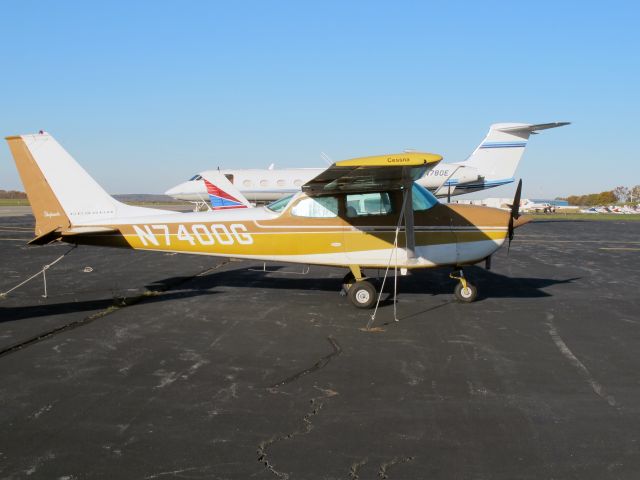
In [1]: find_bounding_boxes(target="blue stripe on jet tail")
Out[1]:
[480,142,527,149]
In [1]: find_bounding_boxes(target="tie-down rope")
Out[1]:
[0,244,77,299]
[367,190,409,329]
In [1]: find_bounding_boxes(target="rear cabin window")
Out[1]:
[291,196,338,218]
[346,192,393,217]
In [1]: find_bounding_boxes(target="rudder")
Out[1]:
[6,135,71,237]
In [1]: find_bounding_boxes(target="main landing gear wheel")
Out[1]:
[348,280,377,309]
[454,282,478,303]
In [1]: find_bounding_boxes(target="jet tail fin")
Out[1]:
[201,172,252,210]
[460,122,570,181]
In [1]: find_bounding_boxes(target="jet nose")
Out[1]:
[165,181,194,197]
[165,184,182,196]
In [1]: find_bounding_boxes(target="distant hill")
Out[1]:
[0,189,27,199]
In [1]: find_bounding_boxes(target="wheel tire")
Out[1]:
[348,280,377,309]
[454,282,477,303]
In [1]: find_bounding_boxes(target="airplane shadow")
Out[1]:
[0,289,218,323]
[155,264,580,301]
[0,265,580,323]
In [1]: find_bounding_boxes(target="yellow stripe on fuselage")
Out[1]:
[112,222,506,257]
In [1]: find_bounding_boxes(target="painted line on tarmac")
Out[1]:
[599,247,640,251]
[546,313,617,408]
[0,238,30,241]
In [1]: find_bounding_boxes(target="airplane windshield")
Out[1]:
[412,183,439,211]
[189,174,202,181]
[266,194,294,213]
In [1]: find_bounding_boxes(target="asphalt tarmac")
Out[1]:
[1,212,639,479]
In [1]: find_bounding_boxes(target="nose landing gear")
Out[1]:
[450,269,478,303]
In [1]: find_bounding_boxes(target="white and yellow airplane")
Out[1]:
[6,132,529,308]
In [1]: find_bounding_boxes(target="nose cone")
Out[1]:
[164,183,183,196]
[513,214,533,229]
[165,180,206,201]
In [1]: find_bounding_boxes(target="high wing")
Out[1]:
[302,152,442,195]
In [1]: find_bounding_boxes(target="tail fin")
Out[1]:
[6,132,169,237]
[460,122,569,181]
[202,172,251,210]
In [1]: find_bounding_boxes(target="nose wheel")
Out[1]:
[450,269,478,303]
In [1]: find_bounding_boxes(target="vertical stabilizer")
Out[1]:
[6,135,71,236]
[460,122,569,181]
[6,132,170,235]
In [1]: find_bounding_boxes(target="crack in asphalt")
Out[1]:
[348,458,368,479]
[257,387,338,479]
[268,336,342,389]
[378,456,415,479]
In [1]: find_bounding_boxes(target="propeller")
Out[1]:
[508,179,523,249]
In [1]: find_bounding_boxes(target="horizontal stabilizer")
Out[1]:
[497,122,570,134]
[28,228,63,245]
[62,226,119,235]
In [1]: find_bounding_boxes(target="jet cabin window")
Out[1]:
[291,196,338,218]
[346,192,393,217]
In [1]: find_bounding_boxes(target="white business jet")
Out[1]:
[165,122,569,210]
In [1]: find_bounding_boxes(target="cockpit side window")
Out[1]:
[412,183,439,211]
[266,194,294,213]
[291,196,338,218]
[346,192,393,217]
[189,174,203,181]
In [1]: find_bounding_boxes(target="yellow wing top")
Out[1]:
[302,152,442,195]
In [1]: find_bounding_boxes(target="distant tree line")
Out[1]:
[558,185,640,206]
[0,190,27,199]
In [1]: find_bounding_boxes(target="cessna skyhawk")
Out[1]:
[6,132,529,308]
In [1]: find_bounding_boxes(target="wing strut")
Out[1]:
[402,167,416,262]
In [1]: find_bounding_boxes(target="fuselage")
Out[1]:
[66,187,514,269]
[165,163,493,203]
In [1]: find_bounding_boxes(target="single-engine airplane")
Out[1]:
[6,132,529,308]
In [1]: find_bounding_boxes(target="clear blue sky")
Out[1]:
[1,0,638,198]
